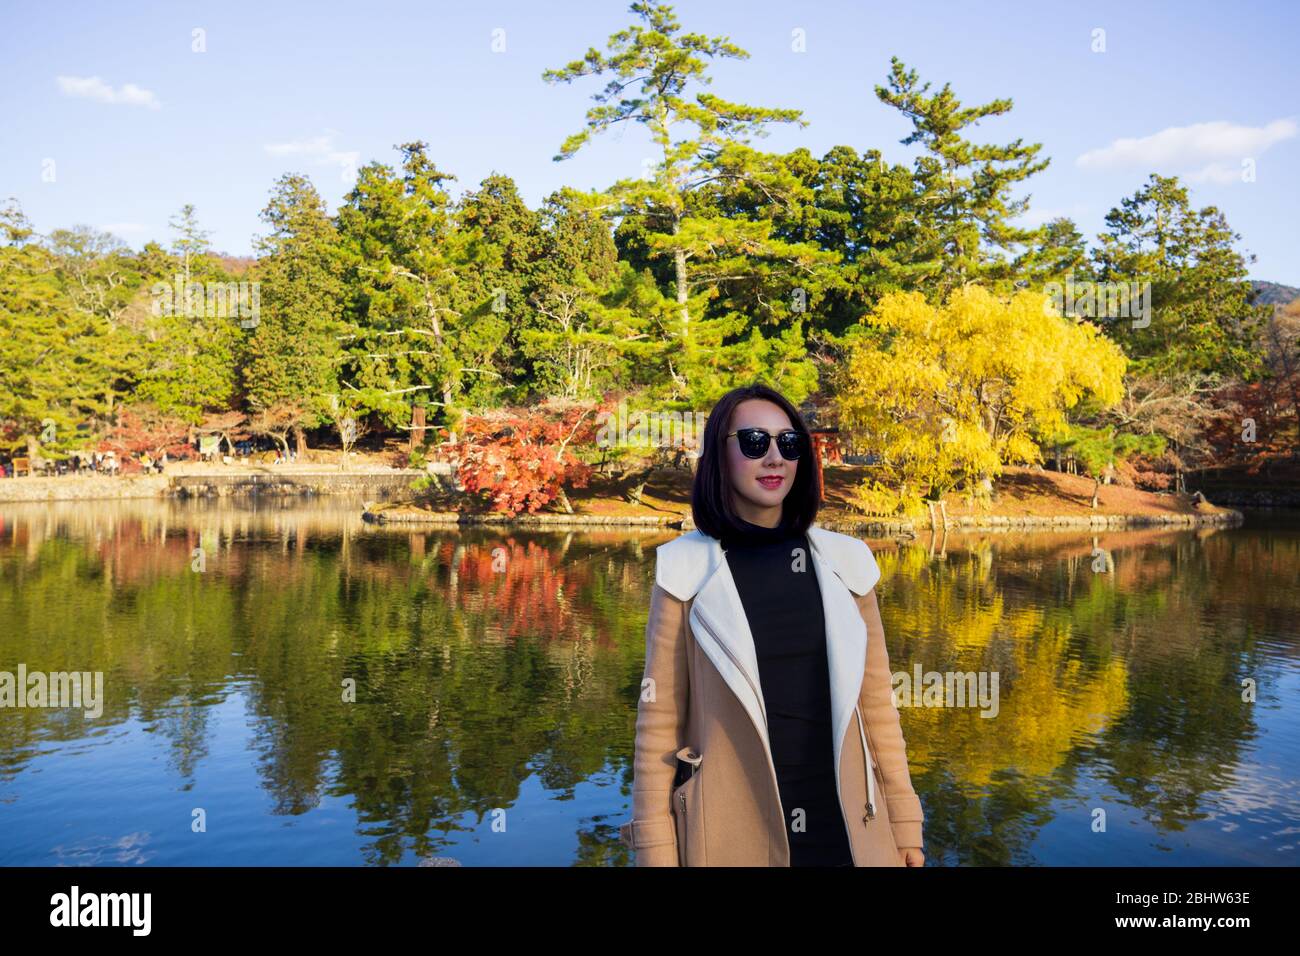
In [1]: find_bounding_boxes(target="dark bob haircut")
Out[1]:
[691,383,820,540]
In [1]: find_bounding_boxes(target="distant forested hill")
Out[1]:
[1250,280,1300,307]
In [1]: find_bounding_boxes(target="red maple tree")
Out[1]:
[98,405,192,464]
[454,400,604,514]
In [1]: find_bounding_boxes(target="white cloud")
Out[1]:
[264,131,359,181]
[56,75,161,110]
[1185,162,1256,185]
[1077,119,1296,172]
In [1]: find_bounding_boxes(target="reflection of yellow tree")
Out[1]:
[870,543,1130,790]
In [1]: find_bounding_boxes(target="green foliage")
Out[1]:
[1060,424,1166,478]
[0,224,122,453]
[1093,174,1267,382]
[873,56,1051,300]
[336,142,497,432]
[245,174,346,431]
[0,8,1286,481]
[544,0,822,406]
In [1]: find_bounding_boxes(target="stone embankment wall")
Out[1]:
[0,471,423,502]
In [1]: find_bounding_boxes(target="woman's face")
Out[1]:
[725,398,799,527]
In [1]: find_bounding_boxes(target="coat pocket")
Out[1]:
[670,746,703,866]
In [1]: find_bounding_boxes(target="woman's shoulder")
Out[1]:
[652,527,880,599]
[806,526,881,596]
[654,530,723,601]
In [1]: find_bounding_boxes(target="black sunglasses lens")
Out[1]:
[738,430,770,458]
[776,431,804,459]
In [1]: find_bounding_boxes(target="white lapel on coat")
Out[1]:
[688,551,770,755]
[807,530,871,813]
[654,526,882,800]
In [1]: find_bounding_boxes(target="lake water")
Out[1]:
[1,498,1296,866]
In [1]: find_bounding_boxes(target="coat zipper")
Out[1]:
[691,607,788,858]
[855,704,876,821]
[677,787,687,865]
[675,751,700,864]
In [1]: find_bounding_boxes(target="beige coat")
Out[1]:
[619,525,924,865]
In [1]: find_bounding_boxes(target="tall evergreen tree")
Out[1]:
[244,174,345,451]
[544,0,823,406]
[875,57,1050,298]
[133,205,239,423]
[1093,174,1264,380]
[453,173,543,407]
[0,203,119,457]
[168,203,212,286]
[519,188,657,400]
[1017,216,1093,285]
[336,142,484,438]
[1090,174,1269,482]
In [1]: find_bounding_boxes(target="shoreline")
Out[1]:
[362,505,1245,535]
[0,469,1254,535]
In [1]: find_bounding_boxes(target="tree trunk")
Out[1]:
[293,425,307,455]
[626,467,650,506]
[1091,476,1100,509]
[419,281,457,443]
[673,219,689,335]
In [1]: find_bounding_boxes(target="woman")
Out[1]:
[620,383,925,866]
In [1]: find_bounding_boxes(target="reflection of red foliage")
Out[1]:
[455,401,605,514]
[431,535,655,646]
[452,538,594,640]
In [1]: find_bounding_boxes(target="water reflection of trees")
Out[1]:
[0,501,667,864]
[874,526,1293,864]
[1,504,1294,865]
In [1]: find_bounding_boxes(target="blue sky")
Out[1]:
[2,0,1296,281]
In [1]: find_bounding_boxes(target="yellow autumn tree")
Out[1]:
[836,285,1127,515]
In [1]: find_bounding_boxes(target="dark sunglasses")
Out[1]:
[727,428,806,460]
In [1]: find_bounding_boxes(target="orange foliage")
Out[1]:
[455,400,604,514]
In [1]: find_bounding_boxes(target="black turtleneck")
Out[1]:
[719,517,854,866]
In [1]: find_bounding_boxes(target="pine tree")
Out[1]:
[543,0,823,406]
[517,188,651,401]
[874,57,1050,299]
[133,205,238,423]
[245,174,345,451]
[453,173,543,407]
[1093,174,1265,380]
[336,142,482,439]
[0,203,119,458]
